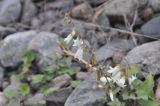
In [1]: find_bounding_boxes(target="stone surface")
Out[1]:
[149,0,160,12]
[0,31,37,67]
[122,40,160,77]
[141,16,160,39]
[103,0,138,22]
[76,72,89,81]
[51,74,72,88]
[21,0,37,24]
[0,92,7,106]
[24,93,46,106]
[70,3,94,21]
[155,78,160,100]
[96,38,135,62]
[46,0,74,13]
[65,72,106,106]
[0,26,16,39]
[46,87,72,106]
[112,49,126,65]
[0,67,4,89]
[0,31,61,71]
[0,0,21,25]
[28,32,62,70]
[86,0,106,6]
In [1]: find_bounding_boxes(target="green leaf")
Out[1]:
[136,90,148,100]
[59,67,80,75]
[45,65,58,74]
[138,99,160,106]
[138,74,154,97]
[4,88,16,99]
[32,74,44,83]
[42,87,59,94]
[39,85,50,93]
[22,50,35,63]
[129,64,139,76]
[18,83,30,96]
[122,92,136,100]
[108,101,125,106]
[71,80,81,88]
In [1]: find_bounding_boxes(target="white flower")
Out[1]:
[109,90,114,101]
[73,38,83,47]
[116,77,126,88]
[112,71,121,82]
[74,47,83,60]
[98,84,103,88]
[108,66,120,75]
[100,76,107,83]
[107,77,112,82]
[129,75,137,85]
[64,34,73,44]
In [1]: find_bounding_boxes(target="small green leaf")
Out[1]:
[59,67,80,75]
[129,64,139,76]
[4,88,16,99]
[108,101,125,106]
[18,83,30,96]
[22,50,35,63]
[138,74,154,97]
[43,87,59,94]
[122,92,136,100]
[45,65,58,74]
[32,74,44,83]
[71,80,81,88]
[138,99,160,106]
[136,90,148,100]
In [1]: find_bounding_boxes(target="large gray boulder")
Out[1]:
[65,72,106,106]
[103,0,138,22]
[0,31,37,67]
[21,0,37,24]
[123,40,160,77]
[149,0,160,12]
[141,16,160,39]
[96,38,135,62]
[0,0,21,25]
[0,31,61,71]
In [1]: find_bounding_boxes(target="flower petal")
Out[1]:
[100,76,107,83]
[64,34,73,44]
[74,47,83,60]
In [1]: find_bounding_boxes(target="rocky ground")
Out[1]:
[0,0,160,106]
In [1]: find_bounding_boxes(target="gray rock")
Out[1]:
[28,32,62,70]
[6,99,20,106]
[65,72,106,106]
[52,19,86,38]
[46,87,72,106]
[141,16,160,38]
[86,0,106,5]
[24,93,46,106]
[0,67,4,89]
[0,0,21,25]
[76,72,88,81]
[0,31,62,71]
[96,38,135,62]
[149,0,160,12]
[46,0,74,13]
[51,74,72,88]
[0,92,7,106]
[70,3,94,21]
[104,0,138,22]
[21,0,37,24]
[0,26,16,39]
[122,40,160,77]
[0,31,37,67]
